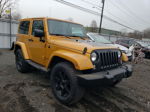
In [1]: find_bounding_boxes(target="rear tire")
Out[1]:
[15,49,31,73]
[50,62,84,105]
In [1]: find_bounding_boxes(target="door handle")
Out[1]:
[28,39,33,42]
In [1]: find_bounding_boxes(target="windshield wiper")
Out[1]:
[50,33,71,39]
[69,35,85,40]
[104,43,112,44]
[50,33,86,40]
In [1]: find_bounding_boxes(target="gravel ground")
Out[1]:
[0,49,150,112]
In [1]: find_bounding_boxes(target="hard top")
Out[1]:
[19,17,82,26]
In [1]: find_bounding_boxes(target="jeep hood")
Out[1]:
[48,37,118,53]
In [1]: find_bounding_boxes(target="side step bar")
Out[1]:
[26,60,48,72]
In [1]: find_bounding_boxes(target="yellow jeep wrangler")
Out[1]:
[14,17,132,105]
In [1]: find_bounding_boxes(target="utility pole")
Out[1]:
[10,8,12,48]
[99,0,105,34]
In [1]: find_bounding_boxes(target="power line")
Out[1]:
[89,5,137,29]
[79,0,148,29]
[80,0,101,8]
[54,0,137,31]
[105,10,134,25]
[109,0,132,18]
[118,0,150,24]
[109,0,149,26]
[54,0,100,16]
[104,16,136,30]
[80,0,139,29]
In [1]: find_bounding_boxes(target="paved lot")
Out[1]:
[0,49,150,112]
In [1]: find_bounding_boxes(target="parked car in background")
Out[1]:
[87,33,132,61]
[136,41,150,59]
[116,39,150,59]
[115,39,138,48]
[137,41,150,48]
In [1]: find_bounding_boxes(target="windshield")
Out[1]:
[89,34,112,44]
[47,19,87,37]
[137,41,150,47]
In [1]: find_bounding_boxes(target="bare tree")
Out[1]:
[128,28,150,39]
[90,20,97,32]
[128,30,143,39]
[120,28,128,36]
[144,28,150,39]
[0,0,18,18]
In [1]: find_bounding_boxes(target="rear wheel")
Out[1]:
[15,49,31,73]
[50,62,84,105]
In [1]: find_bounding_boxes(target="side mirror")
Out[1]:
[34,29,44,37]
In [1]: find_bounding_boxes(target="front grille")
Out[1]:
[95,49,121,71]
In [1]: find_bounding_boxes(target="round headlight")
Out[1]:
[91,52,98,62]
[118,51,121,58]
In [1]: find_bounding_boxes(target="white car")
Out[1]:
[87,33,132,61]
[137,41,150,48]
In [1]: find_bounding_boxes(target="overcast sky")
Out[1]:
[18,0,150,32]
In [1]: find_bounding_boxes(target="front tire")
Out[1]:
[15,49,31,73]
[50,62,84,105]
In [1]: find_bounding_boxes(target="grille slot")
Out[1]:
[95,50,120,71]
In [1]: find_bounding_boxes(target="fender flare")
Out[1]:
[47,50,94,70]
[14,41,30,59]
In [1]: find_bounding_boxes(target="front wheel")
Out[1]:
[15,49,31,73]
[50,62,84,105]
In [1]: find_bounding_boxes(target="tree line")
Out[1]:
[0,0,21,20]
[89,20,150,39]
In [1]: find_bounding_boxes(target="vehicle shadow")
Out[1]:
[24,69,148,112]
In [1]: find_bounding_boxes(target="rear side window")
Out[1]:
[32,20,44,36]
[19,21,30,34]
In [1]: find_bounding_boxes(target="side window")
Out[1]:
[32,20,44,36]
[19,21,30,34]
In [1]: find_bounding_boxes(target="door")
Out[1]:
[28,19,46,65]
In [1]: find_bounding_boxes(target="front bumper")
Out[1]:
[77,64,132,87]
